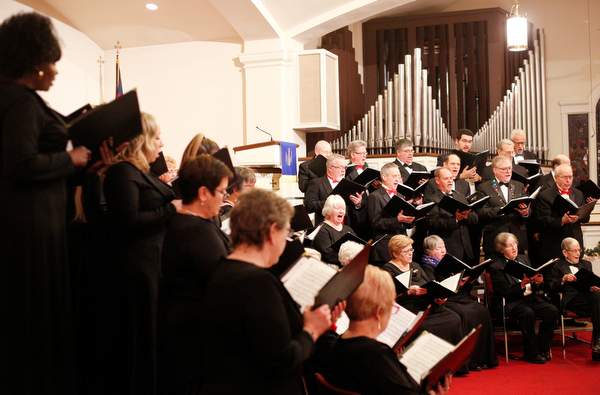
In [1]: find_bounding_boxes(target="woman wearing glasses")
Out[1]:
[157,155,233,395]
[382,235,468,374]
[321,264,452,395]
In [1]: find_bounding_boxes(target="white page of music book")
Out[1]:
[439,272,462,291]
[395,271,411,290]
[281,256,338,309]
[334,304,416,349]
[399,331,455,384]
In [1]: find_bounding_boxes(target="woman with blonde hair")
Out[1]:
[180,133,219,165]
[321,265,451,395]
[100,112,178,394]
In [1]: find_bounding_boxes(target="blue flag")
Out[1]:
[280,141,297,183]
[115,58,123,98]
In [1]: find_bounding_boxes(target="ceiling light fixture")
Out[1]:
[507,0,528,51]
[146,4,158,11]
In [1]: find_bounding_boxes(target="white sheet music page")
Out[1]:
[439,272,462,291]
[281,256,338,309]
[335,312,350,335]
[376,304,416,348]
[395,271,411,290]
[399,331,455,384]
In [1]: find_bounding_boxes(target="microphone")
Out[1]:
[256,126,273,142]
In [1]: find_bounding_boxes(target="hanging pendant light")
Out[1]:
[507,0,528,51]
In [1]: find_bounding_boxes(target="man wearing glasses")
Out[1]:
[476,156,531,259]
[544,237,600,360]
[437,129,481,183]
[510,129,538,163]
[481,139,527,183]
[393,138,428,184]
[536,164,595,263]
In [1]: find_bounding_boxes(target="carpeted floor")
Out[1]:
[451,332,600,395]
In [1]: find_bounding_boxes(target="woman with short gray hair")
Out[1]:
[312,195,355,266]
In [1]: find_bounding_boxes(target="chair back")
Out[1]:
[483,272,494,309]
[314,373,360,395]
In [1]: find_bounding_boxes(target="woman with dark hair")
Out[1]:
[197,188,335,394]
[99,112,178,394]
[0,12,91,394]
[321,265,451,395]
[157,155,233,395]
[421,235,498,371]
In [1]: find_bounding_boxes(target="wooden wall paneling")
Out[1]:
[455,23,466,131]
[477,21,489,130]
[465,22,477,131]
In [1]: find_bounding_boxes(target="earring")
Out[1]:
[377,321,381,331]
[38,70,44,78]
[200,201,204,206]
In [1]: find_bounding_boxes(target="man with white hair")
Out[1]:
[481,139,527,183]
[544,237,600,360]
[476,155,531,259]
[298,140,332,193]
[510,129,538,163]
[535,164,594,262]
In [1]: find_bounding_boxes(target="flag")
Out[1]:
[115,58,123,98]
[280,141,298,183]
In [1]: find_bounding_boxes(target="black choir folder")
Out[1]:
[382,195,436,219]
[329,178,366,203]
[68,90,142,162]
[435,254,493,279]
[437,194,489,213]
[397,182,428,200]
[351,167,380,187]
[497,186,541,216]
[502,258,558,279]
[551,195,597,218]
[335,305,430,353]
[290,204,314,233]
[150,152,169,177]
[403,171,433,189]
[281,243,371,310]
[511,171,543,189]
[574,268,600,292]
[419,272,463,301]
[577,180,600,200]
[399,326,482,392]
[452,149,489,175]
[308,154,327,177]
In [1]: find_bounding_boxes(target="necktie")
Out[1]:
[558,187,571,195]
[327,175,339,184]
[384,187,398,196]
[405,163,413,169]
[356,165,364,171]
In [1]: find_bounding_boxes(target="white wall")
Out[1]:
[103,41,243,165]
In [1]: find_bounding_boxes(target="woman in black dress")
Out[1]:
[382,235,468,375]
[311,194,354,265]
[198,188,334,394]
[157,155,233,395]
[100,112,177,394]
[421,235,498,371]
[0,12,91,394]
[322,265,451,395]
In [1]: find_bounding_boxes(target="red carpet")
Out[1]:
[451,332,600,395]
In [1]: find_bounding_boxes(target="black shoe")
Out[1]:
[564,318,587,327]
[468,363,482,371]
[539,352,552,362]
[522,354,546,364]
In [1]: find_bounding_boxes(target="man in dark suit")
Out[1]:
[424,153,471,199]
[489,232,558,364]
[424,167,478,264]
[510,129,538,163]
[480,139,527,183]
[535,164,595,262]
[544,237,600,360]
[538,154,571,192]
[393,138,428,185]
[298,140,331,193]
[304,153,363,226]
[437,129,481,183]
[367,162,418,264]
[476,156,531,259]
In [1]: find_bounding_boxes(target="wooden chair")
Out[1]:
[314,373,360,395]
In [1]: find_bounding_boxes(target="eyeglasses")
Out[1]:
[513,141,525,146]
[400,248,414,255]
[557,175,573,180]
[214,189,230,199]
[400,149,414,154]
[565,248,581,253]
[329,165,345,170]
[285,227,295,238]
[353,151,367,156]
[496,166,512,172]
[459,139,473,144]
[391,304,401,315]
[167,169,178,175]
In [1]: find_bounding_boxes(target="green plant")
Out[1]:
[584,241,600,257]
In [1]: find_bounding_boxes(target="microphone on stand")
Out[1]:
[256,126,273,142]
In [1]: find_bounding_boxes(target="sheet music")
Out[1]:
[220,217,231,235]
[377,304,416,348]
[439,272,462,291]
[395,271,411,290]
[399,332,455,384]
[335,312,350,334]
[281,256,338,308]
[306,224,323,241]
[570,266,579,275]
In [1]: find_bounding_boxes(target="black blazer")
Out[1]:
[304,175,332,225]
[488,254,550,315]
[535,185,588,260]
[423,178,471,201]
[424,190,478,260]
[298,157,318,193]
[393,158,428,184]
[475,180,529,254]
[544,258,594,310]
[367,187,412,263]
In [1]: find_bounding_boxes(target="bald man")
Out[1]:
[298,140,332,193]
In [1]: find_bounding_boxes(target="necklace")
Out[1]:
[178,207,200,217]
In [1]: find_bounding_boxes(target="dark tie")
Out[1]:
[405,163,412,169]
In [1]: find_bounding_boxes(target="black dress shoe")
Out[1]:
[522,354,546,364]
[564,318,588,327]
[539,352,552,362]
[468,363,482,371]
